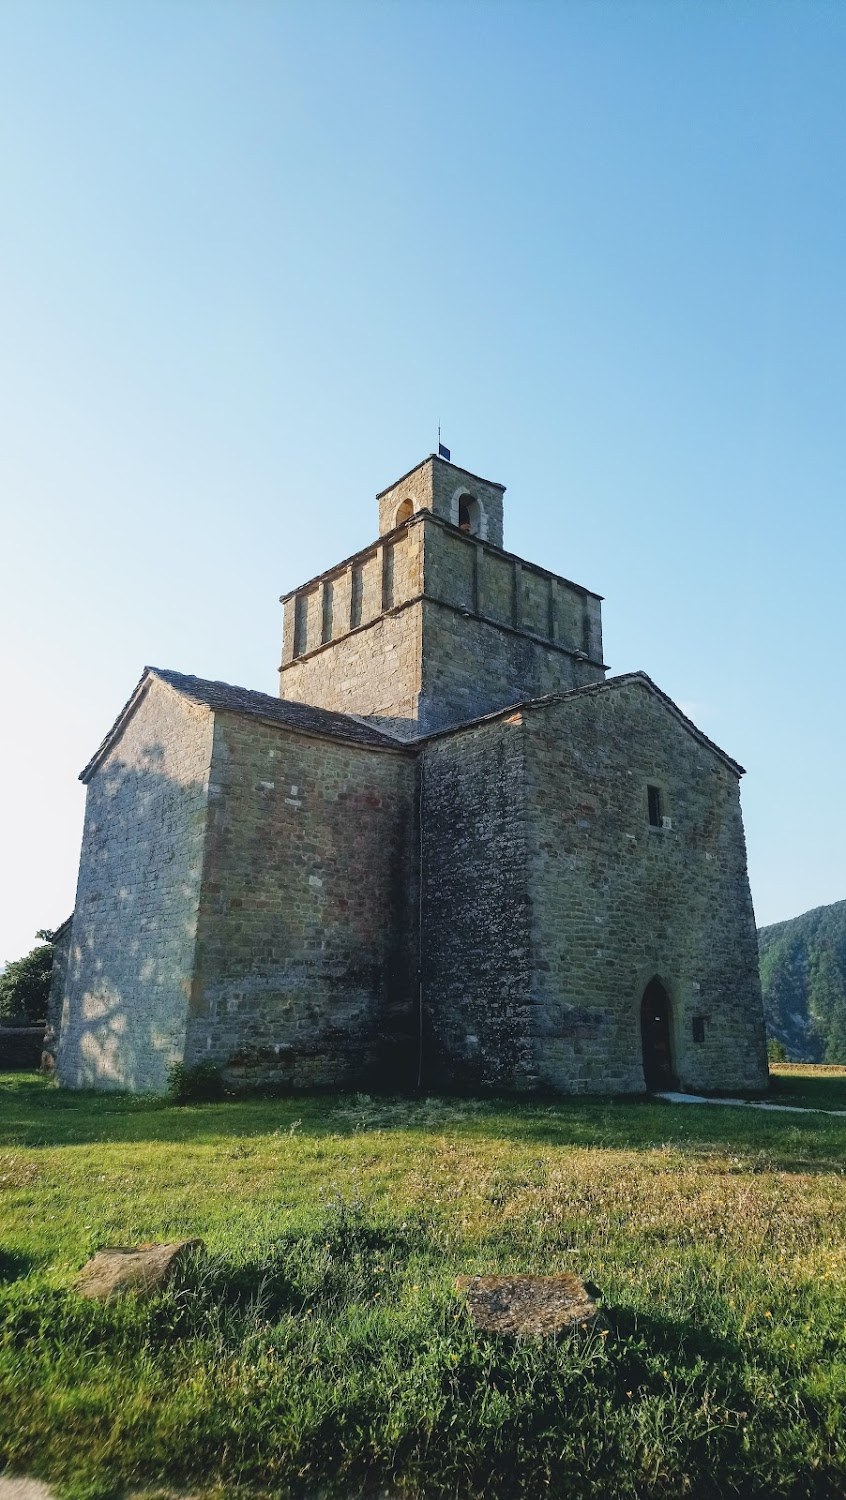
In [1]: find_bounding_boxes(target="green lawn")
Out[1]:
[0,1068,845,1500]
[767,1067,846,1113]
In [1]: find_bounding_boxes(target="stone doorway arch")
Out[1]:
[640,977,675,1091]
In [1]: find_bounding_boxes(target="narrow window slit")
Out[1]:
[647,785,663,827]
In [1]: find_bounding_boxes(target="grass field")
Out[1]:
[0,1066,845,1500]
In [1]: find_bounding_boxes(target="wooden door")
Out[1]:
[641,979,674,1091]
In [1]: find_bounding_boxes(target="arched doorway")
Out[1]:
[640,978,674,1091]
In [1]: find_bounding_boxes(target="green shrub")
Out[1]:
[0,931,55,1024]
[166,1060,225,1102]
[767,1036,789,1064]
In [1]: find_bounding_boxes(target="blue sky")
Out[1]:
[1,0,844,960]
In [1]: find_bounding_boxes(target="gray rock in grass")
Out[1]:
[74,1240,204,1301]
[455,1272,597,1336]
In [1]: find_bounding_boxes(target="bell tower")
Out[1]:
[376,454,505,546]
[278,455,606,738]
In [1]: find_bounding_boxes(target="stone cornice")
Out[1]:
[279,510,603,604]
[277,590,608,675]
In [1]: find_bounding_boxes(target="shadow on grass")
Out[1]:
[0,1248,38,1284]
[0,1193,840,1500]
[1,1073,845,1171]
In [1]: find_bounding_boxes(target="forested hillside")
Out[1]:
[759,899,846,1062]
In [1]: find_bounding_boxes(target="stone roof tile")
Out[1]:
[79,667,406,781]
[420,671,746,777]
[150,668,405,747]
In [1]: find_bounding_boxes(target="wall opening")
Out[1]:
[382,542,395,612]
[350,565,363,629]
[458,493,482,535]
[640,977,674,1091]
[647,784,663,827]
[395,498,413,526]
[581,598,592,657]
[293,594,308,657]
[321,581,334,644]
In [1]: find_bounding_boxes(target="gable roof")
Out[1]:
[421,671,746,777]
[79,666,407,782]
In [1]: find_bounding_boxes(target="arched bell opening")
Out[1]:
[640,977,675,1092]
[395,498,414,526]
[457,492,481,534]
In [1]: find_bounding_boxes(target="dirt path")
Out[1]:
[656,1090,846,1117]
[0,1482,55,1500]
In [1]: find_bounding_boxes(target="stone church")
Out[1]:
[50,453,768,1096]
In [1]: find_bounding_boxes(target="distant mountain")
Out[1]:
[758,899,846,1062]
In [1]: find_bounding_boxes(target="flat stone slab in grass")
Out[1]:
[455,1273,597,1336]
[75,1240,204,1301]
[655,1090,846,1117]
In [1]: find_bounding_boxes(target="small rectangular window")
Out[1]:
[692,1017,706,1045]
[647,784,663,827]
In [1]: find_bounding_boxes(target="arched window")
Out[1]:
[457,493,481,535]
[395,498,414,526]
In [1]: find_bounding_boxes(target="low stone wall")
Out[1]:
[41,918,72,1074]
[0,1026,46,1070]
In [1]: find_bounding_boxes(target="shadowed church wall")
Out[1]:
[185,713,418,1089]
[420,715,536,1092]
[522,683,769,1095]
[56,679,213,1092]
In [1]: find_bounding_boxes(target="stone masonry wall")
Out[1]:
[185,714,418,1090]
[420,717,536,1091]
[278,602,424,736]
[57,679,213,1092]
[422,522,604,660]
[418,600,603,734]
[281,525,423,666]
[522,682,768,1094]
